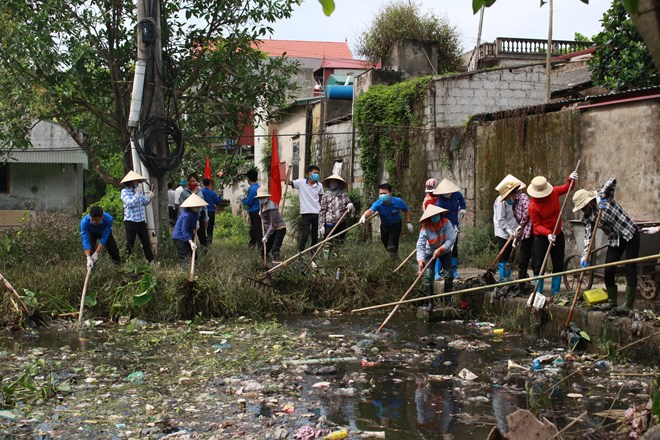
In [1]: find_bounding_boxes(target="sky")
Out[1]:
[267,0,611,56]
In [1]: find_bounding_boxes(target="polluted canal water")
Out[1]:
[0,313,657,439]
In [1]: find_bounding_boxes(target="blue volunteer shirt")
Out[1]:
[435,192,466,227]
[370,197,409,226]
[242,183,260,213]
[201,187,222,213]
[80,212,114,251]
[172,209,199,242]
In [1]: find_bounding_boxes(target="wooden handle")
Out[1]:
[376,256,436,333]
[77,267,93,326]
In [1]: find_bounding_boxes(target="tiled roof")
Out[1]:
[252,39,352,59]
[316,58,379,70]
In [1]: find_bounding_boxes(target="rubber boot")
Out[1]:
[498,262,508,282]
[434,259,442,281]
[614,286,635,313]
[452,257,459,279]
[534,277,545,294]
[442,274,453,305]
[551,276,562,296]
[595,285,618,311]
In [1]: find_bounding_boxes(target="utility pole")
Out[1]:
[475,6,485,71]
[129,0,166,250]
[545,0,553,103]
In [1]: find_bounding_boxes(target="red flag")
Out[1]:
[270,130,282,205]
[204,157,212,182]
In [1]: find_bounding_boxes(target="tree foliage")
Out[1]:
[355,1,461,73]
[589,0,658,91]
[0,0,301,183]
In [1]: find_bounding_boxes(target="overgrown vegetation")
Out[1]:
[0,214,419,325]
[589,0,658,91]
[354,76,433,200]
[355,0,461,73]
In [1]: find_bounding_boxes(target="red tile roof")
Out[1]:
[252,39,352,59]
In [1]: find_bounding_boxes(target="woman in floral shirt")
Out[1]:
[318,174,355,243]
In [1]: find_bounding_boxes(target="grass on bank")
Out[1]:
[0,213,497,325]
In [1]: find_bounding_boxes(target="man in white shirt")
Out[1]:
[291,165,324,252]
[173,178,187,218]
[167,181,176,227]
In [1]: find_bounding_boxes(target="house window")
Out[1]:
[0,164,8,193]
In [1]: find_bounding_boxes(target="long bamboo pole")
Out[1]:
[565,207,602,329]
[302,209,350,272]
[352,253,660,313]
[257,212,379,280]
[376,256,437,333]
[394,248,417,274]
[77,267,92,326]
[528,160,580,309]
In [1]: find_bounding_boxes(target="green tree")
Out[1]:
[589,0,658,91]
[355,1,461,74]
[0,0,301,183]
[573,32,591,42]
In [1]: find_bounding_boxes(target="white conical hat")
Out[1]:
[180,193,208,209]
[120,170,147,184]
[432,178,461,196]
[419,204,448,223]
[322,174,347,189]
[496,174,527,201]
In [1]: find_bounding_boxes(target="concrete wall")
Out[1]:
[0,163,84,213]
[384,40,438,80]
[432,65,547,127]
[578,100,660,221]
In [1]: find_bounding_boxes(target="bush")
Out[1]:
[213,210,249,244]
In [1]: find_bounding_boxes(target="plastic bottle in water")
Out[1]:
[336,268,342,280]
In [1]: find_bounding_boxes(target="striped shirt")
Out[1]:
[121,187,150,222]
[581,178,637,258]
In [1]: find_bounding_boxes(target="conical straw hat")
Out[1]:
[419,204,448,223]
[572,189,597,212]
[256,187,271,198]
[496,174,527,202]
[322,174,347,189]
[527,176,553,198]
[180,193,208,209]
[432,178,461,196]
[120,170,147,184]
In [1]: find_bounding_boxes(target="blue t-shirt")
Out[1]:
[370,197,409,226]
[80,212,114,251]
[435,192,466,227]
[242,183,260,213]
[201,187,222,213]
[172,209,199,242]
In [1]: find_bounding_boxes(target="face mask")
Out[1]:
[132,183,139,189]
[505,199,514,206]
[310,173,319,182]
[379,194,390,203]
[431,214,441,223]
[259,198,268,205]
[442,193,451,199]
[328,182,339,190]
[189,182,198,191]
[191,207,201,213]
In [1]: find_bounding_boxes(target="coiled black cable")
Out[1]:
[133,116,184,175]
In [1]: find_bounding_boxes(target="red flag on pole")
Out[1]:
[270,130,282,205]
[204,157,212,181]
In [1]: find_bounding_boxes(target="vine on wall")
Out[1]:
[354,76,433,200]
